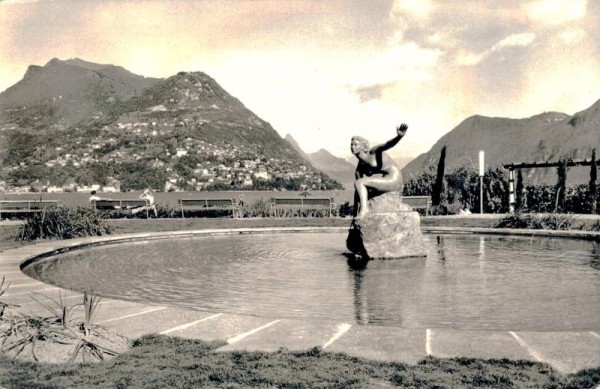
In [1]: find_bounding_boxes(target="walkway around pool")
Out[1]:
[2,227,599,374]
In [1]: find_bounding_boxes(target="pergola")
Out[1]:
[502,158,596,213]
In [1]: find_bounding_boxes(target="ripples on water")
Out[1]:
[24,232,600,331]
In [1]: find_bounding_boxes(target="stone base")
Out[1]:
[346,192,427,259]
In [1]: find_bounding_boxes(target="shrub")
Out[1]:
[337,202,354,218]
[540,214,574,230]
[430,202,463,216]
[493,214,543,229]
[15,207,113,241]
[242,199,271,217]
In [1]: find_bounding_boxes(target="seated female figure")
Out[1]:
[351,123,407,219]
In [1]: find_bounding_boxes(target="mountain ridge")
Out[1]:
[0,59,342,191]
[402,100,600,185]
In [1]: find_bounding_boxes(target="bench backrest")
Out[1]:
[178,199,235,207]
[0,200,60,210]
[302,198,333,206]
[271,198,333,207]
[402,196,431,208]
[93,199,148,209]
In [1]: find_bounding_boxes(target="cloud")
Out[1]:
[354,83,394,103]
[1,0,599,160]
[560,28,586,44]
[456,32,535,66]
[349,42,441,91]
[0,0,39,3]
[523,0,587,25]
[391,0,434,20]
[496,32,536,48]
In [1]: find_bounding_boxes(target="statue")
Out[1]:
[347,123,427,260]
[351,123,407,219]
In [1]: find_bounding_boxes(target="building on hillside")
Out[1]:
[46,185,64,193]
[78,184,101,192]
[102,186,119,193]
[253,171,270,180]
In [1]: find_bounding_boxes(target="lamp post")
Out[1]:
[479,150,484,214]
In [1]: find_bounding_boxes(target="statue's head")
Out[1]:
[351,136,370,154]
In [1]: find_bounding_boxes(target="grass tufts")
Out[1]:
[15,207,113,241]
[493,213,543,229]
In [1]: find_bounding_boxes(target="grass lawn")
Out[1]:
[1,215,599,388]
[1,335,598,389]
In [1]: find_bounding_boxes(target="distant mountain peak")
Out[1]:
[312,148,333,156]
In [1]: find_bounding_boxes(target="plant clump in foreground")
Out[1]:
[1,334,599,388]
[0,290,129,364]
[15,207,113,241]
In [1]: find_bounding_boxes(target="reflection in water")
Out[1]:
[24,232,600,331]
[479,236,486,272]
[590,242,600,270]
[352,270,368,324]
[348,255,428,327]
[436,236,446,262]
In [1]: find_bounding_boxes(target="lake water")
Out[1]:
[23,232,600,331]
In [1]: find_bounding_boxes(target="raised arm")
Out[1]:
[370,124,408,153]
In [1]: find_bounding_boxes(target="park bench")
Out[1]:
[402,196,432,215]
[0,200,61,219]
[91,199,155,218]
[270,197,335,217]
[177,198,240,218]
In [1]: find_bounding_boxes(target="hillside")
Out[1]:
[0,59,341,192]
[402,99,600,185]
[0,58,160,129]
[307,149,355,190]
[284,135,355,189]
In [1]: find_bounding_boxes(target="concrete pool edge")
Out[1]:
[2,226,600,373]
[18,225,600,270]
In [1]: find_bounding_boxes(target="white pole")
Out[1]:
[508,169,515,213]
[479,151,484,214]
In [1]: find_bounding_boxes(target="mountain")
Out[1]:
[284,135,355,189]
[284,134,311,160]
[307,149,355,190]
[402,99,600,185]
[106,71,306,162]
[0,59,341,191]
[0,58,160,129]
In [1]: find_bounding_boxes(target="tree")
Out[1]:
[516,169,524,210]
[555,160,567,213]
[590,149,597,214]
[432,146,446,206]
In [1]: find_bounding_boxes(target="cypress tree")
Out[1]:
[432,146,446,206]
[590,149,597,214]
[555,160,567,213]
[516,169,524,210]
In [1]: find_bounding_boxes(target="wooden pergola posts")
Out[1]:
[502,158,596,213]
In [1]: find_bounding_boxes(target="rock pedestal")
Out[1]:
[346,192,427,259]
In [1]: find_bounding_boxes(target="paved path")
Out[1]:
[1,228,599,374]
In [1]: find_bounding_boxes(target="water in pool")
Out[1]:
[23,232,600,331]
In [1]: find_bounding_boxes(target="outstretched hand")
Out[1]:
[396,123,408,137]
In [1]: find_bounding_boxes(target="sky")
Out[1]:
[1,0,599,161]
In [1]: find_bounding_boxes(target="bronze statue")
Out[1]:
[351,124,407,219]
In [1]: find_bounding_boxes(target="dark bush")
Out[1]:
[540,214,574,230]
[15,207,113,241]
[337,202,354,218]
[493,214,543,229]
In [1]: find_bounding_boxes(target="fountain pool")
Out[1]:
[22,231,600,331]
